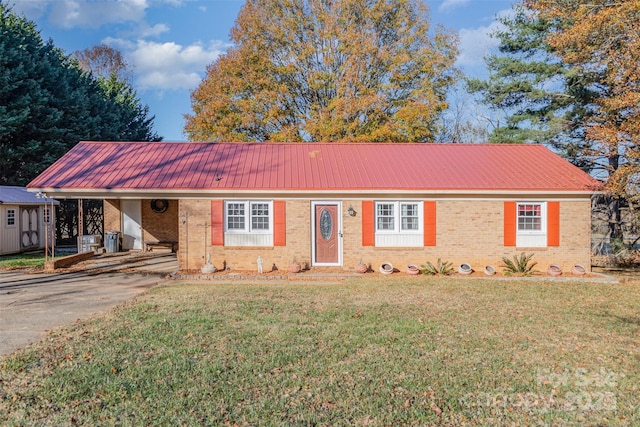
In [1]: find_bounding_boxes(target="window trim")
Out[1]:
[224,200,273,235]
[374,201,423,235]
[516,202,546,236]
[6,208,16,227]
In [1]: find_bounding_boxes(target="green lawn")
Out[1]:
[1,277,639,425]
[0,253,45,269]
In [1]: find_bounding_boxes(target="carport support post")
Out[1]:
[37,192,52,262]
[50,197,55,261]
[180,211,189,271]
[78,199,83,245]
[204,221,209,268]
[44,204,48,263]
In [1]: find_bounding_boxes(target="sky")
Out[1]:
[11,0,516,142]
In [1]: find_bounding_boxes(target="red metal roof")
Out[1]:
[27,142,601,194]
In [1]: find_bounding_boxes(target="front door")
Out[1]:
[312,202,342,266]
[121,200,142,250]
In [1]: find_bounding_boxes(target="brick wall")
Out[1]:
[141,200,179,245]
[104,200,121,232]
[179,199,307,272]
[345,199,591,274]
[178,197,592,274]
[105,199,179,251]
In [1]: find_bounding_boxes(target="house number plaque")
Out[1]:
[320,209,332,240]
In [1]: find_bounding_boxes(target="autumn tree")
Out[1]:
[185,0,459,142]
[73,44,132,82]
[524,0,640,243]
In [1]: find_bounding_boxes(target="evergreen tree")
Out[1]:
[0,3,160,186]
[73,45,159,142]
[466,4,601,170]
[470,2,640,248]
[524,0,640,248]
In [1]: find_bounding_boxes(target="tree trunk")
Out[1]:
[608,196,623,245]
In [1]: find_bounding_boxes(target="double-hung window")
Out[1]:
[516,202,546,247]
[224,201,273,246]
[518,203,542,231]
[6,209,16,227]
[375,201,422,247]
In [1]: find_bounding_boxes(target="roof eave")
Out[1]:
[27,187,600,199]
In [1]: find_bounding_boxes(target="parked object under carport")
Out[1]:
[105,231,121,253]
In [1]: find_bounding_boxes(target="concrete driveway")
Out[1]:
[0,253,177,357]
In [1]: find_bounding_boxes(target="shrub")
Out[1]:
[500,252,538,276]
[420,258,454,275]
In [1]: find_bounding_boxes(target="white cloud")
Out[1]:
[10,0,51,20]
[12,0,181,30]
[439,0,471,13]
[137,70,203,90]
[455,8,512,68]
[106,39,232,91]
[456,23,501,67]
[139,22,170,37]
[47,0,149,29]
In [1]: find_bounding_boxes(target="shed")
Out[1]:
[0,186,59,256]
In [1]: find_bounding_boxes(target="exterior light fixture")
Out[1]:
[348,206,356,217]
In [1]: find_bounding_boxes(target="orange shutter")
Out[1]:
[547,201,560,246]
[423,201,436,246]
[273,201,286,246]
[504,201,516,246]
[362,201,375,246]
[211,200,224,246]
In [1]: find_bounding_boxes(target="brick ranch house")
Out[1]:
[27,141,600,273]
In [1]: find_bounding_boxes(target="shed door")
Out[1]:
[122,200,142,250]
[313,202,341,266]
[20,207,39,249]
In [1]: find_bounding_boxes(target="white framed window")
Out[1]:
[225,201,272,233]
[6,209,16,227]
[226,202,247,231]
[377,202,395,230]
[224,201,273,246]
[375,201,423,247]
[376,201,422,234]
[251,202,270,231]
[516,202,546,247]
[517,203,545,233]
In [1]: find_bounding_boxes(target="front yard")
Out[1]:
[1,277,638,425]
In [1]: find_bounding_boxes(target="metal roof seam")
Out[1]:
[27,142,601,193]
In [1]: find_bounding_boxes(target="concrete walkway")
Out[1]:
[0,253,178,357]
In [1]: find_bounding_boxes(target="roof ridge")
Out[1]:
[78,141,546,147]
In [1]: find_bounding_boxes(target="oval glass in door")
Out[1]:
[320,209,333,240]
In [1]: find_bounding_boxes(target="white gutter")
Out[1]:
[27,187,599,199]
